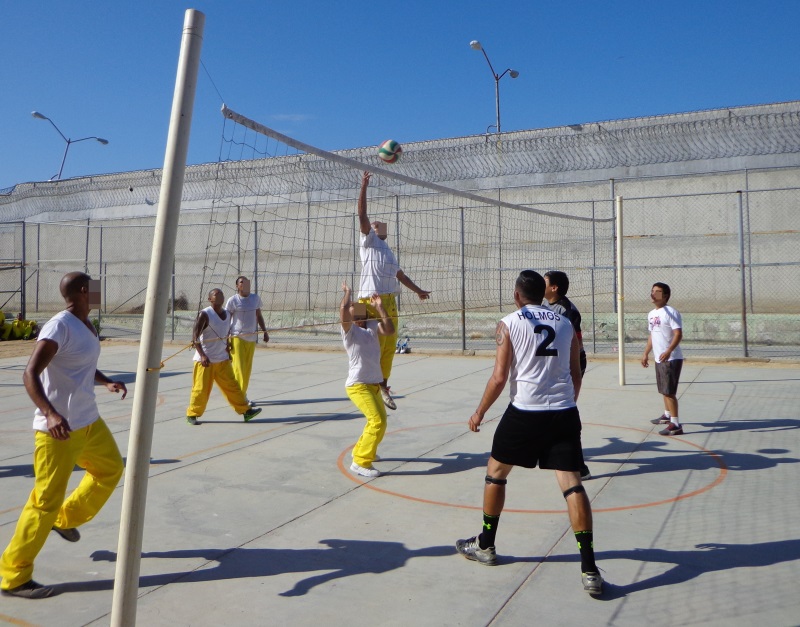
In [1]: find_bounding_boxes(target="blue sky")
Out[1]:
[2,1,798,190]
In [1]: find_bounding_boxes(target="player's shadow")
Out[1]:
[693,418,800,434]
[57,539,453,597]
[381,452,490,476]
[198,412,360,425]
[590,448,799,479]
[517,538,800,599]
[0,463,35,479]
[0,457,179,480]
[253,397,350,407]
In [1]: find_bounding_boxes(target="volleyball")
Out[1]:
[378,139,402,163]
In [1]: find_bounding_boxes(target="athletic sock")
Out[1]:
[664,411,671,419]
[671,417,680,426]
[575,530,597,573]
[478,513,500,549]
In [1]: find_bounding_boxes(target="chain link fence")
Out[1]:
[1,172,798,359]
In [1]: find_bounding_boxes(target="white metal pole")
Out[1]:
[110,10,205,626]
[616,196,625,386]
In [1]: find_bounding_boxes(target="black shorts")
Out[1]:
[655,359,683,396]
[491,404,584,471]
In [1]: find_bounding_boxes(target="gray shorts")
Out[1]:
[655,359,683,396]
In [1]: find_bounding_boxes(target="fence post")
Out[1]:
[498,190,503,312]
[616,196,625,386]
[610,179,617,314]
[253,220,259,296]
[737,191,749,357]
[591,201,597,355]
[85,218,90,273]
[35,222,40,313]
[21,221,27,320]
[460,206,466,351]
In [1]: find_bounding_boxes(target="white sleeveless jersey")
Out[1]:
[501,304,576,410]
[194,306,231,364]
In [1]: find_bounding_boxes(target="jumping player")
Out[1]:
[357,170,430,410]
[455,270,602,596]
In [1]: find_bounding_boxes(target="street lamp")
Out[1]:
[469,40,519,134]
[31,111,109,180]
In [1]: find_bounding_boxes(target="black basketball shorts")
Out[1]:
[491,403,584,471]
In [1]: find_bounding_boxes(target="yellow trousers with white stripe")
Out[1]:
[358,293,399,383]
[187,360,250,417]
[229,336,256,395]
[347,383,387,467]
[0,418,123,590]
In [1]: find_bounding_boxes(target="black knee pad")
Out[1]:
[562,485,586,500]
[485,474,507,486]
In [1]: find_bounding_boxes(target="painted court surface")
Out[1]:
[1,341,799,626]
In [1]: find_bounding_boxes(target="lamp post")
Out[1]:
[469,40,519,134]
[31,111,109,180]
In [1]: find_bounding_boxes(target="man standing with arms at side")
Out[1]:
[544,270,591,480]
[642,282,684,436]
[357,171,430,410]
[455,270,602,596]
[1,272,127,599]
[225,276,269,406]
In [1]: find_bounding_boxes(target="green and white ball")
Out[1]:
[378,139,402,163]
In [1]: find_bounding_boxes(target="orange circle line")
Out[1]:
[338,421,728,514]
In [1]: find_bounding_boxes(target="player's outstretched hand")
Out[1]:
[417,290,431,301]
[468,412,483,432]
[342,281,351,294]
[370,292,383,308]
[361,171,371,187]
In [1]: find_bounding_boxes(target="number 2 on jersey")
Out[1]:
[534,324,558,356]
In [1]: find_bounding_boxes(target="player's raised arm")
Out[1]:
[340,282,354,332]
[357,171,372,235]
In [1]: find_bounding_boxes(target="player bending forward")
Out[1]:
[455,270,602,596]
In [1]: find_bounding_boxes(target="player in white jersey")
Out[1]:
[186,289,262,425]
[340,282,395,478]
[455,270,602,596]
[641,282,685,435]
[357,171,430,410]
[1,272,127,599]
[225,276,269,405]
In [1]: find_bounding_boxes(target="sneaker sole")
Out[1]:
[455,541,497,566]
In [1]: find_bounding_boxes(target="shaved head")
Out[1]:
[60,272,90,301]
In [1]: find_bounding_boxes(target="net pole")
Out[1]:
[615,196,626,386]
[110,10,204,626]
[737,191,749,357]
[460,206,466,351]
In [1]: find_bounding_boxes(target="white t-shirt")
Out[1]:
[648,305,683,363]
[194,306,231,364]
[32,310,101,432]
[225,293,263,341]
[341,321,383,387]
[358,229,400,298]
[501,304,576,411]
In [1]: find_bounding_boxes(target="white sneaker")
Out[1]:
[350,462,381,478]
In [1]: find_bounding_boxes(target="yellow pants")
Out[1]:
[229,336,256,396]
[187,360,250,417]
[358,293,399,383]
[347,383,387,467]
[0,418,123,590]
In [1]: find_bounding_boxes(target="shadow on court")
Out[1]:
[381,452,490,476]
[0,457,180,480]
[516,538,800,600]
[53,540,453,598]
[196,412,360,425]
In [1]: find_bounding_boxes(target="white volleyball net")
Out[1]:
[196,105,615,347]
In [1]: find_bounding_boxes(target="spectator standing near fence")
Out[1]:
[641,282,685,436]
[357,170,430,410]
[225,276,269,405]
[1,272,127,599]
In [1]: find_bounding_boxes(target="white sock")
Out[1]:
[664,411,671,419]
[671,417,680,426]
